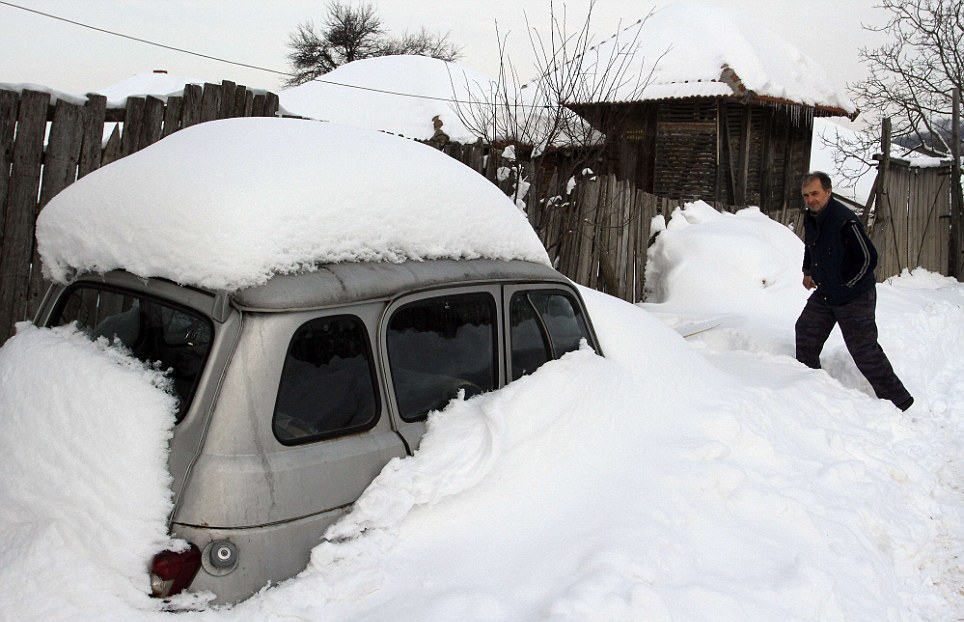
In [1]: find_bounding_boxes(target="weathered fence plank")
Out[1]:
[121,96,145,157]
[29,99,86,319]
[251,93,266,117]
[0,90,49,343]
[218,81,237,119]
[0,89,18,237]
[79,94,107,178]
[233,86,250,118]
[162,95,182,138]
[200,83,221,122]
[182,84,203,128]
[40,100,85,207]
[102,125,123,167]
[138,96,165,149]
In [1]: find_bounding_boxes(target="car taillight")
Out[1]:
[150,544,202,598]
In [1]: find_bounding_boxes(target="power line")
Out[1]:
[0,0,543,108]
[0,0,288,77]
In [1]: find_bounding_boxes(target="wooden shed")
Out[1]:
[561,3,857,217]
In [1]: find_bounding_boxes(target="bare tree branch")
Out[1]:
[285,1,463,87]
[829,0,963,183]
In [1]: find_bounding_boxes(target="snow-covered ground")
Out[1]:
[1,119,961,621]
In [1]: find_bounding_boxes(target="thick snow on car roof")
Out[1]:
[36,118,550,292]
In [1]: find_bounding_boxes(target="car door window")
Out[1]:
[50,285,213,422]
[387,292,497,421]
[509,289,591,380]
[273,315,379,444]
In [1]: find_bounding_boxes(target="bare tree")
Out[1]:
[285,2,462,87]
[822,0,963,183]
[376,27,462,60]
[450,1,661,294]
[454,2,655,159]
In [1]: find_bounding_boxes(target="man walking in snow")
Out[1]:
[795,171,914,411]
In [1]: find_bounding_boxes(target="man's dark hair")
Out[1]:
[801,171,833,191]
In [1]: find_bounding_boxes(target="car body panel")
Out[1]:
[36,259,601,604]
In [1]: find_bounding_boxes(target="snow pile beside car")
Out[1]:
[36,118,549,291]
[0,324,180,618]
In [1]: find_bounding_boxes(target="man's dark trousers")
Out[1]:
[795,288,912,408]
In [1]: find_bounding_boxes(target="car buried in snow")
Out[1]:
[32,118,602,604]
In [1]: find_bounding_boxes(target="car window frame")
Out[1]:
[271,313,382,446]
[47,281,216,424]
[503,284,599,381]
[380,284,504,426]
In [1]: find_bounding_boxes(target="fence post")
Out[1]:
[0,89,18,238]
[950,87,962,280]
[0,90,49,344]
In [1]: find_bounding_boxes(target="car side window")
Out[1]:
[273,315,379,445]
[509,289,591,380]
[50,285,213,422]
[387,292,497,421]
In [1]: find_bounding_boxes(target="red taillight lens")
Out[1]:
[150,544,201,598]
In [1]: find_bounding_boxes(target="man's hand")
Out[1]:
[802,275,816,290]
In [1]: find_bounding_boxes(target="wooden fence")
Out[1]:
[0,81,279,343]
[2,78,959,344]
[866,157,956,279]
[437,141,688,301]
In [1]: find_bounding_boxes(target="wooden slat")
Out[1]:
[39,99,85,207]
[263,92,280,117]
[138,96,165,149]
[576,180,599,286]
[181,84,203,128]
[162,95,183,138]
[121,96,145,156]
[233,86,248,117]
[617,182,632,299]
[251,93,266,117]
[0,90,49,343]
[0,89,19,238]
[199,83,221,122]
[78,94,107,178]
[31,99,86,319]
[218,81,237,119]
[101,124,123,167]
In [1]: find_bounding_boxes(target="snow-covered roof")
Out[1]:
[565,2,856,116]
[36,117,550,291]
[280,55,497,142]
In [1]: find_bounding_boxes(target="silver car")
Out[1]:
[35,257,600,604]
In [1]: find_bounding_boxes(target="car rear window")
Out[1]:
[273,315,379,444]
[387,292,497,421]
[50,285,213,422]
[509,289,592,380]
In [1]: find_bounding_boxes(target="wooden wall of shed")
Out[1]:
[592,98,813,220]
[654,99,718,201]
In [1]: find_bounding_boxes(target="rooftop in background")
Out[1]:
[563,1,856,118]
[279,55,498,143]
[92,69,206,107]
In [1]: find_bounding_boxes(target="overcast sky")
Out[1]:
[1,0,888,98]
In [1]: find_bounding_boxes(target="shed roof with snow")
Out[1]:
[566,2,856,118]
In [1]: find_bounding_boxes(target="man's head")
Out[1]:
[801,171,833,213]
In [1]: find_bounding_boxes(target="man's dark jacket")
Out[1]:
[802,196,877,305]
